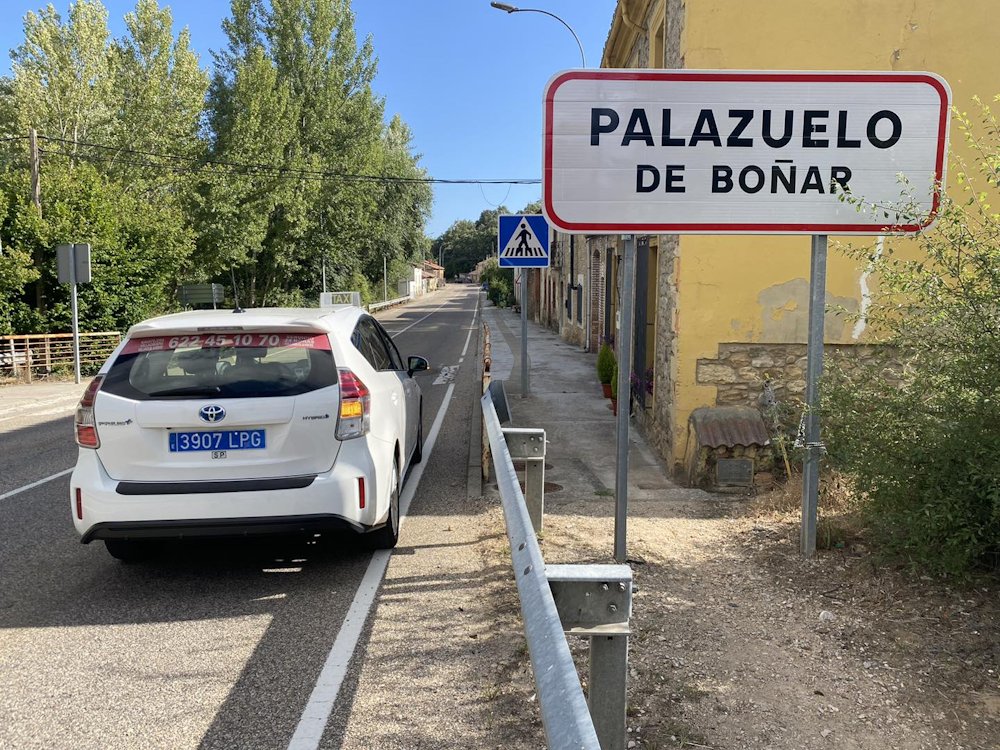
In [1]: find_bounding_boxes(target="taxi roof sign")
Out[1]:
[320,291,361,308]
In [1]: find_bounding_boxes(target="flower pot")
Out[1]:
[601,382,613,398]
[611,397,618,416]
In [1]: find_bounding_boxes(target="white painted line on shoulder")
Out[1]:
[0,468,73,502]
[287,381,458,750]
[460,327,474,358]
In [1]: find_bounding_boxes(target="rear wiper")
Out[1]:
[147,385,222,398]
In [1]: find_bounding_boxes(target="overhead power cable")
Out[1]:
[34,134,542,185]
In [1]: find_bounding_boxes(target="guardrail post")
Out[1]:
[547,564,633,750]
[503,427,546,533]
[589,634,628,749]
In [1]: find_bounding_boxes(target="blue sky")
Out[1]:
[0,0,615,238]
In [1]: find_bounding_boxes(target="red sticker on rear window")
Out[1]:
[122,333,331,354]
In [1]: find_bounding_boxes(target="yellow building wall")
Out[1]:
[671,0,1000,463]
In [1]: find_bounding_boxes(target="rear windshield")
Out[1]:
[102,332,337,400]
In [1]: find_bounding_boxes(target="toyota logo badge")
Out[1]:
[199,405,226,423]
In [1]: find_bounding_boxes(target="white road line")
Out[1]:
[460,326,474,358]
[0,468,73,502]
[287,382,458,750]
[0,396,81,421]
[386,298,454,339]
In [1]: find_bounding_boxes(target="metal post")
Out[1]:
[70,251,81,385]
[383,255,388,301]
[322,253,327,294]
[503,427,546,533]
[614,236,636,563]
[801,234,827,557]
[520,271,529,398]
[547,564,632,750]
[589,634,628,750]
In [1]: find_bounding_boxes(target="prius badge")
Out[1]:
[199,405,226,423]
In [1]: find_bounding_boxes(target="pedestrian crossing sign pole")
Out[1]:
[497,214,550,399]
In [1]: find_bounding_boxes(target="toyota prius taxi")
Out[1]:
[69,306,428,561]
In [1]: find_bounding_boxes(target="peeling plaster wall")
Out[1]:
[757,279,859,343]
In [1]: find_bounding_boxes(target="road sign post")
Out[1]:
[57,243,92,385]
[542,69,951,561]
[613,235,636,564]
[498,214,551,399]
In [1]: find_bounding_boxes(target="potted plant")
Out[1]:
[597,342,615,398]
[610,362,618,416]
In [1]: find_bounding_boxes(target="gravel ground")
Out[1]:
[483,491,1000,750]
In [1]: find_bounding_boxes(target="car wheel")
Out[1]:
[412,402,423,464]
[369,457,400,550]
[104,539,156,562]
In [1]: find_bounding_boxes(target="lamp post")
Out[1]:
[490,1,587,399]
[489,2,586,67]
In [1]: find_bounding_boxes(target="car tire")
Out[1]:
[369,457,400,550]
[104,539,156,562]
[412,403,423,464]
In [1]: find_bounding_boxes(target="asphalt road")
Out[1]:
[0,285,481,749]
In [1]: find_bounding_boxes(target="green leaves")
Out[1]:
[824,96,1000,576]
[0,0,431,329]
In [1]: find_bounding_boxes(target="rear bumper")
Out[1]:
[80,513,366,543]
[71,440,387,543]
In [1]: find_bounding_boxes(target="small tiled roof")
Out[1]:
[689,406,770,448]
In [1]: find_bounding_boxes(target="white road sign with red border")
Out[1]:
[542,70,951,235]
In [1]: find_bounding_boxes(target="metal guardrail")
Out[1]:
[1,331,121,380]
[368,295,411,314]
[482,388,633,750]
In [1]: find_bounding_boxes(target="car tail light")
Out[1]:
[75,375,104,449]
[336,368,370,440]
[358,478,366,509]
[75,488,83,520]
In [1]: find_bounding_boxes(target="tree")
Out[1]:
[823,97,1000,575]
[201,0,430,306]
[10,0,112,145]
[431,199,541,277]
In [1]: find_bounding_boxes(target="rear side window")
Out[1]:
[353,318,393,371]
[102,332,337,400]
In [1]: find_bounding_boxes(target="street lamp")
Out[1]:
[489,2,586,68]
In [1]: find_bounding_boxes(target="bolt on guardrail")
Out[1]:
[482,387,632,750]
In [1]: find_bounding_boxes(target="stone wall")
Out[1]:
[696,342,885,409]
[588,244,603,353]
[634,234,679,467]
[665,0,685,68]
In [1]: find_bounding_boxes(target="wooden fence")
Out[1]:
[0,332,122,380]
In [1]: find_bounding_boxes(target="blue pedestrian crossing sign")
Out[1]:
[498,214,550,268]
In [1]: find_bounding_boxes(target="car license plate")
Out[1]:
[169,429,266,452]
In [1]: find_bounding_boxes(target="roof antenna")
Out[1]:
[230,266,245,313]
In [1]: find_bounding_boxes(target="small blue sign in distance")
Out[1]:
[169,429,266,452]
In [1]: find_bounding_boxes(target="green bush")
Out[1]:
[823,97,1000,576]
[479,257,514,308]
[610,362,618,399]
[597,343,615,384]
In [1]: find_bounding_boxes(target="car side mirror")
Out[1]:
[407,356,429,377]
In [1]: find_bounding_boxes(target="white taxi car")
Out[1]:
[70,306,428,561]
